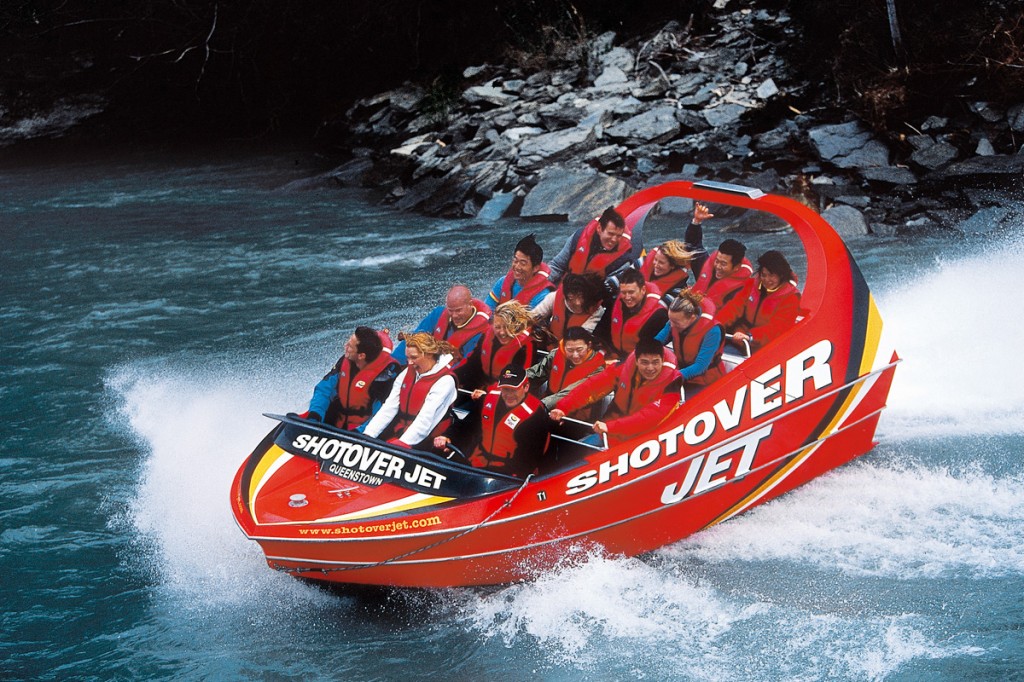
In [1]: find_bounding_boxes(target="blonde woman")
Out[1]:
[362,332,458,449]
[455,300,534,392]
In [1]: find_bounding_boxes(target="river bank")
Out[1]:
[317,5,1024,238]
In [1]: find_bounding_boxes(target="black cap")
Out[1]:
[497,364,528,388]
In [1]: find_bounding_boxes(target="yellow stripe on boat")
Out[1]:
[313,492,454,523]
[249,445,293,521]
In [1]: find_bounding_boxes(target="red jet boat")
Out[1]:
[230,180,899,587]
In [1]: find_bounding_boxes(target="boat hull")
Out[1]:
[230,180,899,587]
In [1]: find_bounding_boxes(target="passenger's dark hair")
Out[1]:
[718,239,746,266]
[561,272,605,311]
[618,267,646,289]
[353,326,383,363]
[514,233,543,267]
[757,250,794,283]
[563,326,594,345]
[599,206,626,230]
[634,335,665,359]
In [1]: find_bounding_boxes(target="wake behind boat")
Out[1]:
[230,180,899,588]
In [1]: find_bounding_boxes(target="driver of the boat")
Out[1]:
[550,335,682,444]
[362,333,459,450]
[485,234,553,311]
[434,364,550,478]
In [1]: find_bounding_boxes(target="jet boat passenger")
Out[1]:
[486,234,554,311]
[691,238,754,309]
[305,327,401,429]
[526,326,607,412]
[550,336,682,444]
[547,207,642,285]
[434,364,550,478]
[530,272,606,342]
[593,268,668,359]
[362,333,458,450]
[636,239,698,303]
[656,290,725,389]
[392,284,490,366]
[717,250,801,352]
[456,300,534,392]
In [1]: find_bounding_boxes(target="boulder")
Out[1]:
[477,192,518,221]
[517,126,596,162]
[329,158,374,186]
[594,66,629,88]
[1008,103,1024,133]
[755,78,779,100]
[936,154,1024,178]
[462,84,515,107]
[702,103,746,128]
[859,166,917,185]
[599,46,636,74]
[605,106,680,142]
[821,204,871,238]
[910,140,958,170]
[520,167,631,223]
[808,121,890,169]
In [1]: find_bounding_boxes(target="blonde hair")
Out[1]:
[494,300,532,335]
[403,332,457,359]
[668,288,705,317]
[659,240,696,267]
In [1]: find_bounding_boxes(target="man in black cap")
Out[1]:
[434,364,550,478]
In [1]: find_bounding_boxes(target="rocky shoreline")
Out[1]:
[321,5,1024,238]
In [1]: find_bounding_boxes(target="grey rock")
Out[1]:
[910,140,958,170]
[822,204,871,238]
[920,116,948,131]
[755,78,779,100]
[679,85,716,108]
[976,137,996,156]
[605,106,681,142]
[463,84,516,107]
[809,121,890,168]
[1007,103,1024,133]
[329,158,374,186]
[584,144,627,168]
[906,134,934,152]
[969,101,1003,123]
[937,154,1024,177]
[502,79,526,94]
[501,126,545,143]
[675,108,712,133]
[463,65,489,79]
[859,166,917,184]
[517,126,596,161]
[464,160,508,197]
[756,120,798,150]
[388,85,425,113]
[594,66,629,87]
[520,167,631,223]
[734,61,749,77]
[956,205,1024,235]
[673,73,707,97]
[835,195,870,208]
[477,192,518,221]
[600,46,636,74]
[731,211,790,233]
[703,103,746,128]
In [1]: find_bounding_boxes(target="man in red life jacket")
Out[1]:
[393,284,491,366]
[594,267,668,359]
[363,333,459,450]
[717,250,802,352]
[550,336,682,445]
[691,238,755,309]
[305,327,400,429]
[434,365,551,478]
[486,234,554,311]
[526,326,607,411]
[655,291,725,390]
[548,207,642,285]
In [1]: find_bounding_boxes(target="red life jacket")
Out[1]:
[548,344,606,394]
[607,353,680,423]
[669,298,725,387]
[471,391,549,476]
[392,366,457,441]
[498,263,553,307]
[608,286,665,356]
[434,299,491,359]
[333,347,400,429]
[640,247,690,295]
[692,251,754,308]
[726,279,801,345]
[478,328,533,383]
[548,284,594,340]
[566,220,633,277]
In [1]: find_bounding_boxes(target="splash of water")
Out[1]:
[877,233,1024,438]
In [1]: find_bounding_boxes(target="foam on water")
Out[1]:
[108,359,331,612]
[334,246,445,268]
[877,233,1024,439]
